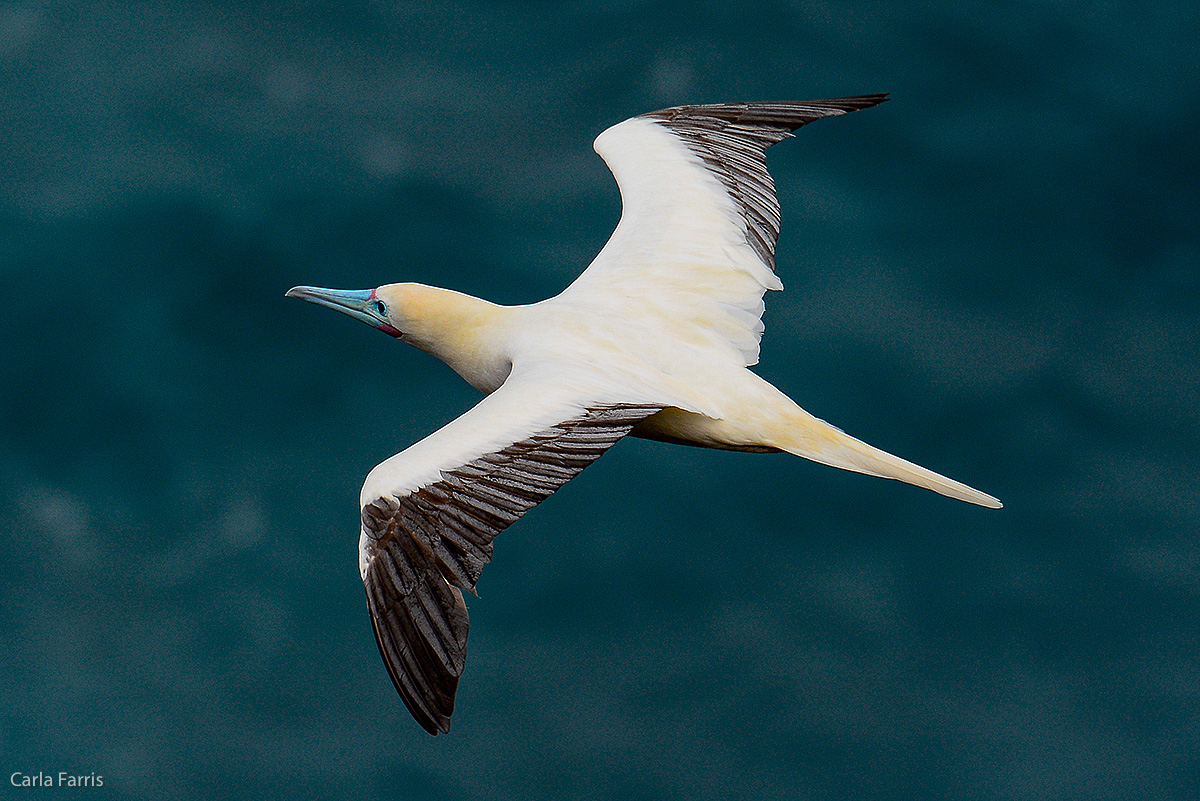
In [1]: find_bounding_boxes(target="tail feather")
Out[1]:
[780,409,1002,509]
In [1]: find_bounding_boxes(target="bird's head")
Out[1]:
[285,284,416,338]
[287,282,508,392]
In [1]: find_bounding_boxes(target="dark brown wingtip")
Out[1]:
[367,590,456,736]
[832,92,890,110]
[641,95,889,133]
[731,93,890,116]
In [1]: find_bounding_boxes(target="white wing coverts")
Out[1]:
[564,96,888,368]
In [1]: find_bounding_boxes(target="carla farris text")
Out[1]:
[11,772,104,788]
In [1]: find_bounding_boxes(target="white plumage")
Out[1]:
[287,95,1001,735]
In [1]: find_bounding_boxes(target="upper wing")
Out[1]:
[561,96,887,367]
[357,372,660,734]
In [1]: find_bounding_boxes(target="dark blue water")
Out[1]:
[2,2,1197,799]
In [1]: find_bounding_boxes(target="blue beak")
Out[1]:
[286,286,379,326]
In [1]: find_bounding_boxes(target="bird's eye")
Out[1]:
[374,300,387,316]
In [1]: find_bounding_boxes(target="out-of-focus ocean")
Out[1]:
[1,2,1197,799]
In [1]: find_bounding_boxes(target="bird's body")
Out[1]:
[288,95,1001,735]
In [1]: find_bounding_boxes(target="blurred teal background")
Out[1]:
[1,1,1197,799]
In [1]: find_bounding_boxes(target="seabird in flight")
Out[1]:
[287,94,1001,735]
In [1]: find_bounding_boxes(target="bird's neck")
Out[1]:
[395,284,514,393]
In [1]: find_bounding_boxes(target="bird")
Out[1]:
[287,94,1001,735]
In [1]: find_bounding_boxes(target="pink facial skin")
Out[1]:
[368,288,404,338]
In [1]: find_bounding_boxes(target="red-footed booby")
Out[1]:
[287,95,1001,735]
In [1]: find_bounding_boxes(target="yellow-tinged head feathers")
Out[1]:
[288,282,514,393]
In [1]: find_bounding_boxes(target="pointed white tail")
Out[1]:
[780,409,1002,508]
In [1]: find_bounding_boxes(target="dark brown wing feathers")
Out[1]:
[641,95,888,270]
[360,404,660,734]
